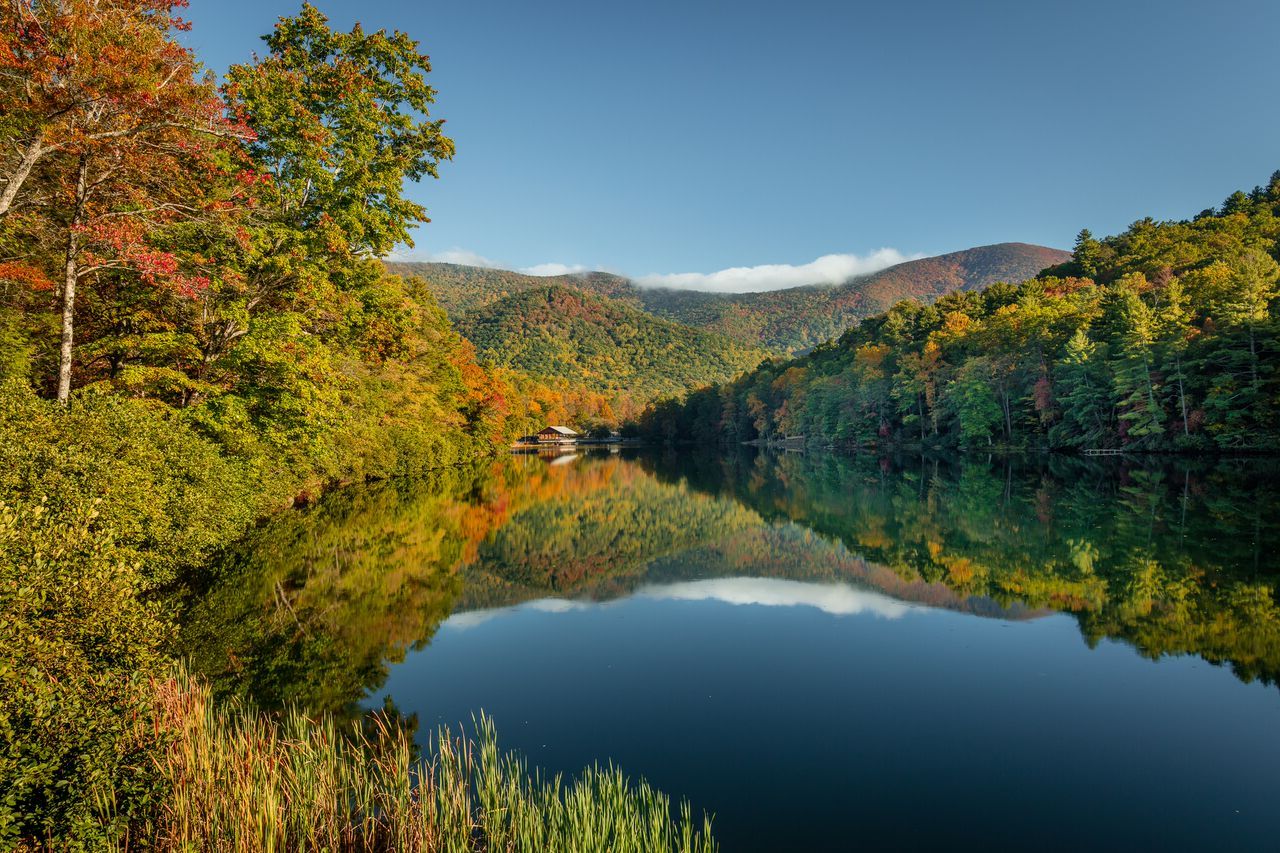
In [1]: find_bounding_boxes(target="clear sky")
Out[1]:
[183,0,1280,289]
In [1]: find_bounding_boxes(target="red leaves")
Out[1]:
[1033,376,1054,414]
[81,220,210,298]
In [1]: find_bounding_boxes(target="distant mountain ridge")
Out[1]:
[386,242,1068,353]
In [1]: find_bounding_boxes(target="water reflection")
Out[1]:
[180,449,1280,714]
[638,578,916,619]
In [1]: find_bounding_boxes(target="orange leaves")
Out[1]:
[0,262,54,291]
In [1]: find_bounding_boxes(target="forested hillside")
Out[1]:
[636,243,1069,351]
[388,242,1065,353]
[638,175,1280,451]
[385,262,637,315]
[0,3,638,845]
[459,285,768,406]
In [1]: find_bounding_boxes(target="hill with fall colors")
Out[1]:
[637,173,1280,453]
[387,242,1068,353]
[457,286,769,402]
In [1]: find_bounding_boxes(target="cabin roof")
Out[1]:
[540,425,579,435]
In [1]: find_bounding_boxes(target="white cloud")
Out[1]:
[386,247,589,277]
[426,248,501,267]
[388,246,920,293]
[635,249,917,293]
[518,262,589,277]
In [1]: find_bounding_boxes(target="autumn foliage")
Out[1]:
[641,177,1280,452]
[0,4,538,847]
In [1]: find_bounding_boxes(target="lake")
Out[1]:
[181,449,1280,851]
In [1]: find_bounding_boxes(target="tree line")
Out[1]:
[635,176,1280,451]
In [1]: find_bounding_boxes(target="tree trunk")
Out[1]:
[57,158,88,404]
[0,136,45,218]
[1176,356,1189,437]
[1249,327,1260,397]
[1141,353,1159,433]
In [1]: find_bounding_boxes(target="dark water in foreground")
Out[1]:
[183,449,1280,851]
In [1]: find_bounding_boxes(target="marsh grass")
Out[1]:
[146,676,716,852]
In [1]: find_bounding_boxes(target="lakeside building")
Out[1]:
[536,425,580,444]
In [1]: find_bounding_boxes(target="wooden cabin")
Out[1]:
[536,425,580,444]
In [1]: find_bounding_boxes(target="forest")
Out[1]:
[458,285,767,410]
[637,180,1280,451]
[391,242,1064,355]
[0,3,713,849]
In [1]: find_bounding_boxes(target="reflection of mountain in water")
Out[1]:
[457,454,1045,622]
[180,449,1280,715]
[644,450,1280,686]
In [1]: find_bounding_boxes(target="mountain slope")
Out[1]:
[458,286,768,401]
[387,242,1068,353]
[384,263,639,317]
[639,172,1280,452]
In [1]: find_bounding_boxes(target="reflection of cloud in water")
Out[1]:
[445,578,914,630]
[638,577,915,619]
[445,597,593,630]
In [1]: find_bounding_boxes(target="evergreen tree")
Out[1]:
[1050,330,1110,447]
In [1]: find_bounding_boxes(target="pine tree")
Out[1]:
[1050,329,1112,448]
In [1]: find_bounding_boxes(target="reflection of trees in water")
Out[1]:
[180,452,709,713]
[646,450,1280,686]
[183,449,1280,718]
[179,463,509,714]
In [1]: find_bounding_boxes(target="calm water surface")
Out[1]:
[183,449,1280,851]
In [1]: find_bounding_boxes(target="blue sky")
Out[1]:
[184,0,1280,290]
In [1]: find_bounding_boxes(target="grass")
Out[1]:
[142,675,717,852]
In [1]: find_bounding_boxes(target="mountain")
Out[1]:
[457,286,768,401]
[635,243,1070,351]
[639,172,1280,452]
[387,242,1068,353]
[384,263,638,317]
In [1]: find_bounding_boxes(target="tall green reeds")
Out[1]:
[148,676,716,852]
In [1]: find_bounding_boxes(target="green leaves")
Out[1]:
[0,380,275,844]
[227,2,454,260]
[653,170,1280,452]
[459,285,769,406]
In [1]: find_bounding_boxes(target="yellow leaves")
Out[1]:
[944,556,976,585]
[941,311,972,336]
[771,366,808,393]
[852,343,891,380]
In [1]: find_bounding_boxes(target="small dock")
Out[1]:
[744,434,807,451]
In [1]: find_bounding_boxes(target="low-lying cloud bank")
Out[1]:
[405,248,588,278]
[392,247,919,293]
[423,248,500,268]
[635,249,916,293]
[518,262,589,276]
